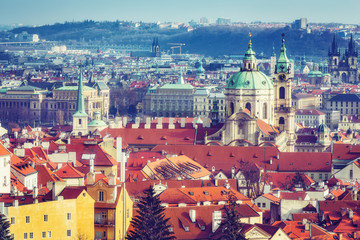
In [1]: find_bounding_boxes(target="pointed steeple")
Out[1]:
[177,70,185,84]
[244,32,256,61]
[271,42,276,57]
[74,68,88,117]
[275,33,290,73]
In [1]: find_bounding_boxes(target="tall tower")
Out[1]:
[72,68,88,136]
[328,35,340,73]
[270,43,277,78]
[273,33,295,151]
[346,34,358,70]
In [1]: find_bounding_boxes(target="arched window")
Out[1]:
[341,73,347,82]
[248,63,251,69]
[245,102,251,113]
[279,87,285,99]
[279,117,285,125]
[352,58,355,65]
[334,58,337,65]
[279,117,285,131]
[263,103,267,119]
[230,102,235,116]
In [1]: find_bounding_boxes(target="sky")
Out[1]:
[1,0,360,26]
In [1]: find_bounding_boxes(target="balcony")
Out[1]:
[94,219,115,226]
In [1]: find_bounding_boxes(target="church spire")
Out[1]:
[243,32,257,71]
[74,68,88,117]
[275,33,290,73]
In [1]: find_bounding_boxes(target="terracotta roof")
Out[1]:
[0,143,11,156]
[279,191,308,200]
[55,163,85,178]
[59,186,86,199]
[160,186,251,206]
[292,213,319,223]
[262,193,280,203]
[35,165,64,187]
[144,155,211,180]
[125,179,237,198]
[100,124,222,146]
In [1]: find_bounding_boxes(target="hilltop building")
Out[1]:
[328,35,360,83]
[208,33,296,151]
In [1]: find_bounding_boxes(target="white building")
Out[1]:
[0,143,11,193]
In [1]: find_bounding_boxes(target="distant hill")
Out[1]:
[9,21,347,58]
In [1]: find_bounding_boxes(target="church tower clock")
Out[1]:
[273,34,295,151]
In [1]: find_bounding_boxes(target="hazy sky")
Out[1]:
[1,0,359,26]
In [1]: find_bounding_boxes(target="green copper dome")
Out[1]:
[226,71,273,90]
[317,121,329,133]
[307,70,323,78]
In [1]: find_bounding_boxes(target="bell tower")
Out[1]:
[273,33,295,151]
[72,68,88,136]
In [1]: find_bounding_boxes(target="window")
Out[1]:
[29,233,33,239]
[279,87,285,99]
[262,203,266,208]
[67,230,71,237]
[311,173,314,179]
[98,191,104,201]
[44,214,48,222]
[257,202,261,207]
[350,170,353,179]
[319,174,323,179]
[79,119,82,125]
[26,216,30,223]
[95,232,102,238]
[24,233,28,239]
[67,213,71,220]
[42,232,46,238]
[10,217,14,225]
[102,211,107,220]
[48,231,52,238]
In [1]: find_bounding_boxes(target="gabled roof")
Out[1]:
[56,163,85,179]
[59,186,87,200]
[35,164,64,187]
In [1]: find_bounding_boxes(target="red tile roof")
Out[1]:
[55,163,85,178]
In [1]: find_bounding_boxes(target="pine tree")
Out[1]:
[215,192,246,240]
[0,214,13,240]
[127,186,176,240]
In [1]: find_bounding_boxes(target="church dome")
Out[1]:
[226,71,273,90]
[307,70,323,78]
[317,121,329,133]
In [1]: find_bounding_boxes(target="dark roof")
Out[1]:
[328,94,360,102]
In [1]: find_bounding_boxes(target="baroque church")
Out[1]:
[207,33,296,152]
[328,35,359,83]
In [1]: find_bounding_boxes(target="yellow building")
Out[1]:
[8,188,94,240]
[86,172,133,240]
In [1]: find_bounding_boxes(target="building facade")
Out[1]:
[0,79,109,125]
[328,35,360,83]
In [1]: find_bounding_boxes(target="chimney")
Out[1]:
[339,233,343,240]
[90,157,94,173]
[33,186,38,199]
[181,118,185,128]
[13,200,18,207]
[52,181,66,200]
[117,137,126,182]
[168,117,175,129]
[132,117,140,128]
[353,189,358,201]
[273,189,280,198]
[86,171,95,185]
[156,118,163,129]
[122,117,128,127]
[108,172,116,186]
[212,211,222,233]
[349,209,353,220]
[189,209,196,223]
[145,117,151,129]
[269,158,273,165]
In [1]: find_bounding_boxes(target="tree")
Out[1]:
[127,186,176,240]
[215,192,246,240]
[238,160,264,198]
[0,214,13,240]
